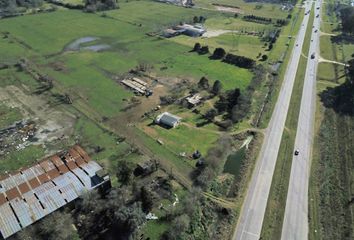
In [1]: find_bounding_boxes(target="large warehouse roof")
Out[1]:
[0,145,110,239]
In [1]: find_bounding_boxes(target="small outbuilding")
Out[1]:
[155,112,181,128]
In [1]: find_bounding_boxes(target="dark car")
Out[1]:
[294,150,300,156]
[311,53,315,59]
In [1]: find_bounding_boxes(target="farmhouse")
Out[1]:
[0,146,110,239]
[185,94,202,108]
[175,24,206,37]
[155,112,181,128]
[163,24,206,38]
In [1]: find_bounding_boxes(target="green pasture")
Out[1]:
[141,120,219,156]
[195,0,289,19]
[170,33,264,59]
[106,0,214,31]
[204,15,275,31]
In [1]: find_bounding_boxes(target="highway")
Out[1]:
[281,0,322,239]
[232,1,314,240]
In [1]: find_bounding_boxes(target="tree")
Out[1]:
[37,212,77,240]
[114,202,145,233]
[204,108,218,122]
[261,54,268,61]
[199,16,206,23]
[211,80,223,95]
[84,0,118,12]
[140,186,154,213]
[211,47,226,59]
[340,7,354,34]
[163,214,191,239]
[116,160,134,185]
[193,42,201,52]
[193,16,199,23]
[268,43,273,51]
[198,46,209,55]
[198,76,210,90]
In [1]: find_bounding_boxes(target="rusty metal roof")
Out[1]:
[0,146,110,239]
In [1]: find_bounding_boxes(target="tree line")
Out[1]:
[0,0,43,17]
[192,43,256,69]
[340,6,354,35]
[243,14,289,26]
[320,56,354,115]
[84,0,118,12]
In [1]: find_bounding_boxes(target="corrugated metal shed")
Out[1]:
[0,146,110,239]
[80,161,101,177]
[9,198,33,228]
[22,191,46,220]
[72,168,92,188]
[0,202,22,238]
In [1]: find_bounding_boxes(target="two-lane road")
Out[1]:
[281,0,322,239]
[233,1,314,240]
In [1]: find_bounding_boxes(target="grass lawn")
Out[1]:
[106,0,215,31]
[155,53,253,90]
[0,145,46,174]
[142,220,169,239]
[141,121,219,156]
[317,62,346,84]
[195,0,289,19]
[170,33,264,59]
[204,15,275,31]
[0,104,23,129]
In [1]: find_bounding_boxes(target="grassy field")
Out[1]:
[141,122,219,156]
[0,104,23,129]
[309,1,354,238]
[195,0,289,19]
[309,82,354,240]
[261,8,314,239]
[170,33,264,59]
[0,145,46,174]
[106,1,215,31]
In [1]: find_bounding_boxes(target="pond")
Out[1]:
[223,147,246,179]
[65,37,111,52]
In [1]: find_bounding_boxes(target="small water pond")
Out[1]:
[223,147,246,179]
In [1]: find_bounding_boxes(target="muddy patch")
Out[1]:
[0,85,76,155]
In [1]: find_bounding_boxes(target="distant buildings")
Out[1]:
[157,0,193,7]
[0,146,110,239]
[155,112,181,128]
[121,77,152,96]
[163,24,206,38]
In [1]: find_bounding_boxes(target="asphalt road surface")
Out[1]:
[232,2,314,240]
[281,0,322,239]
